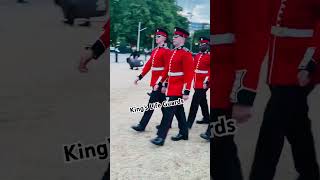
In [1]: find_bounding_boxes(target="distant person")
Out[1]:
[127,47,142,70]
[129,47,140,60]
[54,0,97,26]
[54,0,75,25]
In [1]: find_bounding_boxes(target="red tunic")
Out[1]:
[160,47,194,96]
[99,20,110,49]
[193,51,210,89]
[139,45,171,87]
[266,0,320,85]
[91,20,110,60]
[211,0,270,108]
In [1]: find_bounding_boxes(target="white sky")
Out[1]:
[177,0,210,24]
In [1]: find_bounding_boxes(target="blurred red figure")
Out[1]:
[208,0,270,179]
[250,0,320,180]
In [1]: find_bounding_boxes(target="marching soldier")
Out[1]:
[150,27,194,146]
[186,37,210,129]
[249,1,320,179]
[78,20,109,72]
[131,28,171,132]
[207,0,270,179]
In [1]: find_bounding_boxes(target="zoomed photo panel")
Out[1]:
[110,0,210,179]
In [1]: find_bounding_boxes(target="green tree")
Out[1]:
[110,0,189,51]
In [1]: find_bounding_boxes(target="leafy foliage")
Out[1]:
[110,0,189,50]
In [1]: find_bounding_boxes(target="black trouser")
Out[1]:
[187,89,210,128]
[250,86,319,180]
[102,138,110,180]
[157,96,188,139]
[139,88,166,129]
[101,165,109,180]
[211,108,243,180]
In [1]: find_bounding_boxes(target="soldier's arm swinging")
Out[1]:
[136,56,152,82]
[155,50,171,91]
[230,0,270,106]
[79,20,109,73]
[154,64,168,91]
[230,0,271,123]
[299,22,320,73]
[182,52,195,97]
[297,3,320,86]
[93,21,110,59]
[204,59,210,89]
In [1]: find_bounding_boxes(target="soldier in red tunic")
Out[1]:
[249,0,320,179]
[150,27,194,146]
[131,28,171,132]
[186,37,210,128]
[207,0,270,179]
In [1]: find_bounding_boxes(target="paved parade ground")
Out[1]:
[110,53,210,180]
[1,1,108,180]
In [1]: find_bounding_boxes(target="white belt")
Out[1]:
[195,69,208,74]
[151,67,164,71]
[168,72,184,76]
[271,26,314,38]
[211,33,235,45]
